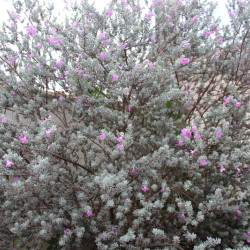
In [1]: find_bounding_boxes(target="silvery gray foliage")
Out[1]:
[0,0,249,249]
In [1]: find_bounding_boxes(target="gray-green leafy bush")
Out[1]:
[0,0,249,249]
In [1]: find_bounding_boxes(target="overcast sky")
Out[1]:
[0,0,230,28]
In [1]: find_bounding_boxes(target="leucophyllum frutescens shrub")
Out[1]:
[0,0,249,249]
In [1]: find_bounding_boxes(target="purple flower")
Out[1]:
[194,133,201,139]
[56,61,64,66]
[6,160,14,167]
[183,40,189,46]
[180,58,190,65]
[13,177,19,182]
[166,14,172,18]
[236,102,241,107]
[130,168,136,173]
[87,210,93,217]
[121,44,126,50]
[18,134,28,144]
[118,145,124,151]
[180,213,186,219]
[200,159,207,166]
[192,16,197,22]
[148,62,153,68]
[26,26,37,37]
[1,118,8,123]
[237,210,242,215]
[117,136,123,142]
[77,99,83,103]
[181,128,192,138]
[103,40,109,45]
[29,53,34,58]
[113,75,119,81]
[178,140,184,146]
[220,166,226,172]
[224,97,230,103]
[141,186,149,192]
[100,134,106,140]
[45,130,52,137]
[107,10,113,17]
[216,131,223,138]
[64,228,70,233]
[190,150,196,156]
[151,36,156,41]
[100,52,107,60]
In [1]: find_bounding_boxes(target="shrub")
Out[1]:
[0,0,249,249]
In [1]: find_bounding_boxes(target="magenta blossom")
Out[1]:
[117,145,124,151]
[180,213,186,219]
[166,14,171,18]
[236,102,241,107]
[13,177,19,182]
[117,136,123,142]
[141,186,149,192]
[18,134,28,144]
[56,61,64,66]
[26,26,37,37]
[190,150,196,156]
[224,97,230,103]
[45,130,52,137]
[6,160,14,167]
[237,210,242,215]
[130,167,136,173]
[1,118,8,123]
[151,36,156,41]
[200,159,207,166]
[178,140,184,146]
[216,131,223,138]
[181,128,192,138]
[148,62,153,68]
[194,134,201,139]
[121,44,126,50]
[107,10,113,17]
[87,210,93,217]
[220,166,226,172]
[103,40,109,45]
[100,52,107,60]
[64,228,70,233]
[113,75,119,81]
[180,58,190,65]
[100,134,106,140]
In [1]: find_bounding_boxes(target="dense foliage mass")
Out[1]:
[0,0,249,249]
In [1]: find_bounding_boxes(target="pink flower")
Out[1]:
[64,71,69,76]
[151,36,156,41]
[64,228,70,233]
[26,26,37,37]
[77,99,83,103]
[1,118,8,123]
[237,168,241,174]
[18,134,28,144]
[200,159,207,166]
[117,136,123,142]
[100,33,106,39]
[166,14,171,18]
[6,160,14,167]
[103,40,109,45]
[100,52,107,60]
[236,102,241,107]
[29,53,34,58]
[216,131,223,138]
[183,40,189,46]
[181,128,192,138]
[56,61,64,66]
[121,44,126,50]
[152,2,156,8]
[178,140,184,146]
[192,16,197,23]
[234,216,238,220]
[148,62,153,68]
[190,150,196,157]
[180,213,186,219]
[49,36,62,45]
[161,187,165,192]
[100,134,106,140]
[83,74,88,78]
[146,13,154,19]
[191,126,197,132]
[13,177,19,182]
[118,145,124,151]
[224,97,230,103]
[45,130,52,137]
[141,186,149,192]
[237,210,242,215]
[131,167,136,173]
[87,210,93,217]
[113,75,119,81]
[194,134,201,139]
[180,58,190,65]
[220,166,226,172]
[107,10,113,17]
